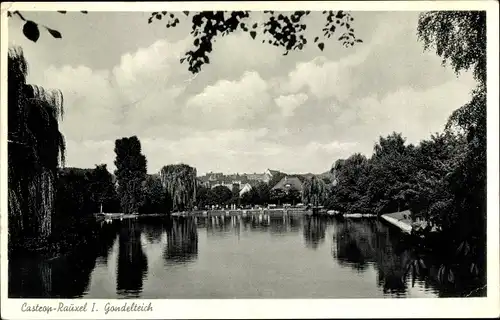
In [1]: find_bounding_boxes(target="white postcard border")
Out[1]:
[1,1,499,319]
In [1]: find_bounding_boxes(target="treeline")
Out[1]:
[54,143,200,216]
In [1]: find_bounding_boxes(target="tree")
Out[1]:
[88,164,117,213]
[367,133,416,215]
[195,185,210,209]
[8,46,66,244]
[417,11,486,87]
[330,153,371,213]
[159,164,197,212]
[55,168,93,218]
[404,10,487,288]
[8,10,361,75]
[286,187,302,206]
[140,175,167,214]
[241,187,259,206]
[255,182,270,205]
[114,136,147,214]
[269,188,286,205]
[302,176,328,209]
[209,185,233,207]
[230,184,240,205]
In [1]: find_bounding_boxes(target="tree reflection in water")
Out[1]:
[269,215,287,235]
[163,217,198,265]
[9,219,111,298]
[116,220,148,298]
[303,216,326,249]
[288,214,302,233]
[207,215,233,235]
[140,217,167,244]
[96,220,120,263]
[332,220,378,271]
[332,219,422,296]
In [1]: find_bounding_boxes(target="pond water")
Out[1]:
[9,213,462,299]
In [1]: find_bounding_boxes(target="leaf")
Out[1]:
[23,20,40,43]
[180,58,186,64]
[253,23,258,29]
[250,31,256,39]
[81,11,88,14]
[314,36,319,43]
[57,11,67,14]
[45,27,62,39]
[183,11,189,16]
[317,42,325,51]
[355,39,363,43]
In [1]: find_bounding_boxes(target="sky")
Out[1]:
[8,11,477,176]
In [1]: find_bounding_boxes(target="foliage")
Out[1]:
[302,176,328,207]
[255,182,271,205]
[114,136,148,214]
[417,11,486,86]
[8,46,66,243]
[230,184,240,205]
[368,133,417,215]
[194,185,211,209]
[417,10,487,288]
[330,153,371,213]
[207,185,233,206]
[88,164,118,212]
[269,188,287,204]
[147,10,362,74]
[241,187,260,206]
[7,11,88,43]
[159,164,197,212]
[139,175,167,214]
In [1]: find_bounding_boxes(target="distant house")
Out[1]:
[239,183,253,196]
[246,172,267,182]
[271,176,303,193]
[198,169,280,190]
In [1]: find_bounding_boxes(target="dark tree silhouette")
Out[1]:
[114,136,148,214]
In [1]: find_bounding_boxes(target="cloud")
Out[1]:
[185,71,272,130]
[336,74,477,149]
[274,93,309,117]
[284,55,361,102]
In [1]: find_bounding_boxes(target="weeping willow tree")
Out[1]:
[159,164,197,212]
[8,46,66,245]
[302,176,328,211]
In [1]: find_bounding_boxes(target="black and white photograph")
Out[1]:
[1,1,499,319]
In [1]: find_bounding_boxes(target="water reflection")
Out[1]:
[303,216,327,249]
[9,220,105,298]
[269,215,287,235]
[331,219,420,296]
[141,220,165,244]
[9,214,483,299]
[164,217,198,265]
[116,220,148,297]
[332,220,377,271]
